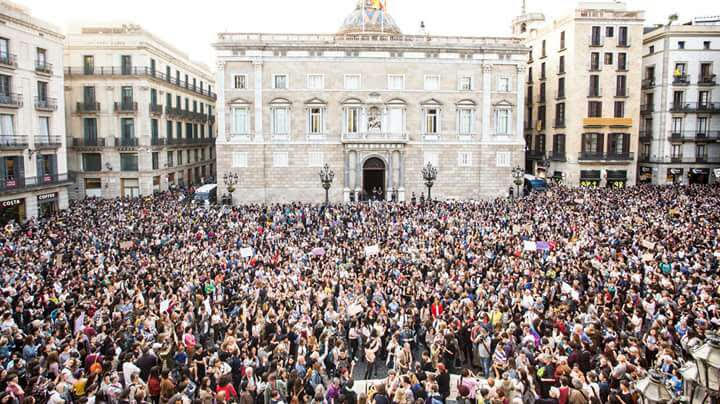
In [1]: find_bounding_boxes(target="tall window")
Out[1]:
[582,133,603,154]
[697,117,708,135]
[271,107,289,135]
[82,154,101,172]
[697,144,707,159]
[345,107,361,133]
[458,109,473,134]
[618,53,627,70]
[150,59,156,76]
[425,109,439,133]
[38,117,49,141]
[83,118,97,141]
[605,53,613,65]
[608,133,629,155]
[121,118,134,140]
[555,103,565,127]
[699,91,710,107]
[37,81,48,101]
[151,119,159,140]
[233,108,248,134]
[166,120,173,140]
[152,152,159,170]
[308,107,324,133]
[121,55,132,75]
[120,153,138,171]
[0,74,9,97]
[540,63,546,79]
[616,75,627,96]
[121,86,133,105]
[150,89,157,106]
[494,109,510,134]
[588,101,602,117]
[459,76,472,91]
[557,78,565,98]
[589,75,600,96]
[614,101,625,118]
[553,134,566,156]
[591,26,601,45]
[606,27,614,38]
[36,48,47,67]
[590,52,600,71]
[388,107,404,134]
[560,31,566,49]
[0,114,13,141]
[541,40,546,57]
[0,38,9,63]
[672,117,683,135]
[424,75,440,90]
[559,55,565,74]
[618,27,629,46]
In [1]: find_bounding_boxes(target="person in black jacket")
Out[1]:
[435,363,450,403]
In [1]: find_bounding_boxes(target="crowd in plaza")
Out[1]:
[0,184,719,404]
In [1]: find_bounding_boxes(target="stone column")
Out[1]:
[516,65,526,141]
[356,153,362,200]
[386,152,393,201]
[253,60,264,142]
[216,61,226,143]
[398,150,405,201]
[343,149,350,202]
[482,64,493,141]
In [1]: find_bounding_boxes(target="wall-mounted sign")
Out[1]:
[1,199,23,208]
[37,192,57,201]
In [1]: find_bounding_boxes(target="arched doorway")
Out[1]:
[363,157,385,201]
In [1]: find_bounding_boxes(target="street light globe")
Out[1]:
[636,370,673,403]
[691,335,720,393]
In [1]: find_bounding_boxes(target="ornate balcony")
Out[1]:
[0,93,23,108]
[35,97,58,111]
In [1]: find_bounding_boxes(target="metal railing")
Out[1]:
[698,74,716,86]
[527,149,546,159]
[578,152,634,161]
[640,104,654,114]
[72,137,106,148]
[35,60,53,74]
[115,137,139,147]
[673,74,691,85]
[35,97,58,111]
[642,78,655,89]
[668,131,720,141]
[151,137,165,146]
[549,151,566,161]
[65,66,217,100]
[114,101,138,113]
[670,102,720,113]
[150,103,163,115]
[0,135,29,149]
[34,135,62,147]
[76,102,101,113]
[639,130,653,140]
[342,132,409,141]
[0,173,71,192]
[0,52,17,68]
[0,93,23,108]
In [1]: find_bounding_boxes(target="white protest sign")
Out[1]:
[523,240,537,252]
[240,247,253,258]
[365,244,380,257]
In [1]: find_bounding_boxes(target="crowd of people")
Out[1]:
[0,184,718,404]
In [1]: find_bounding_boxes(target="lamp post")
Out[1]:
[636,370,674,404]
[223,172,238,205]
[319,164,335,206]
[691,335,720,404]
[512,166,524,198]
[421,162,438,201]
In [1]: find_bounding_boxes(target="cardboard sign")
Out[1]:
[365,245,380,257]
[641,240,656,250]
[240,247,253,258]
[523,241,537,252]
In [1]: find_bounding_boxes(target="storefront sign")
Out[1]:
[668,168,684,176]
[37,192,57,202]
[715,168,720,178]
[1,199,22,208]
[691,168,710,175]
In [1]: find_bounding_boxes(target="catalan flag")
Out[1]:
[371,0,384,10]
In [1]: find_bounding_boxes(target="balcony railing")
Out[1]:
[698,74,717,86]
[150,103,163,115]
[670,102,720,113]
[549,151,566,162]
[588,88,602,98]
[342,132,409,142]
[65,66,217,100]
[115,137,139,148]
[578,152,634,161]
[640,104,654,114]
[35,60,53,75]
[76,102,101,113]
[668,131,720,142]
[0,173,72,192]
[673,74,691,85]
[167,137,215,146]
[553,120,565,128]
[151,137,165,146]
[34,135,62,148]
[35,97,58,111]
[114,101,138,113]
[639,130,653,141]
[0,93,23,108]
[670,155,683,163]
[0,135,29,149]
[642,78,655,89]
[72,137,106,148]
[527,149,546,160]
[616,89,628,98]
[0,53,18,68]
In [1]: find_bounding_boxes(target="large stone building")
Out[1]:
[214,0,528,203]
[64,24,216,199]
[516,1,644,188]
[639,17,720,186]
[0,1,69,224]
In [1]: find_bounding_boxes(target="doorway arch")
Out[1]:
[362,157,386,201]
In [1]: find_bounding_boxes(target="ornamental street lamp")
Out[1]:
[319,164,335,206]
[691,335,720,404]
[421,162,438,201]
[512,166,524,198]
[223,172,238,205]
[636,370,674,404]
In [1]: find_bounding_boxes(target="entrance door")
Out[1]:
[362,157,385,201]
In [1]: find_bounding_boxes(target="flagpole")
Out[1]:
[362,1,366,32]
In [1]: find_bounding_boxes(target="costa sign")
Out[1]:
[1,199,22,208]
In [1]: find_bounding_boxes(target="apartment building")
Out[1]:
[639,17,720,185]
[516,2,644,188]
[64,24,216,199]
[0,1,69,224]
[214,0,528,203]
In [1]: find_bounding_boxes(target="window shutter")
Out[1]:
[597,134,604,154]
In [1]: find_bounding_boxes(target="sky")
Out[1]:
[16,0,716,68]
